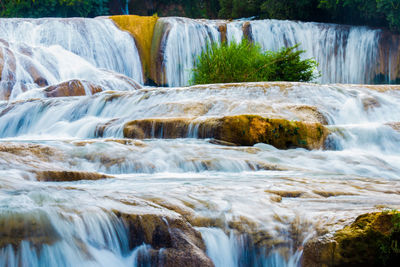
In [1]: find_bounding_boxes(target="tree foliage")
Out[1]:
[2,0,400,32]
[191,39,319,85]
[218,0,400,31]
[0,0,109,17]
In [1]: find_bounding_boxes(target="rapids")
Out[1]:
[0,15,399,267]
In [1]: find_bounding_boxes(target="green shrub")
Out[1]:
[191,39,319,85]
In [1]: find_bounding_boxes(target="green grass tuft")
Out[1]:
[191,39,319,85]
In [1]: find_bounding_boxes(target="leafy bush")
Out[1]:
[191,39,319,85]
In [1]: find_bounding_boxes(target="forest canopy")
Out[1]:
[1,0,400,31]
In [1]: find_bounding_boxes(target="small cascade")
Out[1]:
[0,201,142,266]
[198,228,303,267]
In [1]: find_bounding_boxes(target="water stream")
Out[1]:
[160,18,382,86]
[0,16,399,267]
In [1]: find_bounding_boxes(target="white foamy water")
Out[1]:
[0,18,143,99]
[157,17,221,86]
[0,15,398,267]
[250,20,380,84]
[159,18,382,86]
[0,17,143,81]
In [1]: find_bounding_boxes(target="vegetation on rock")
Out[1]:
[123,115,329,149]
[303,211,400,266]
[191,40,319,85]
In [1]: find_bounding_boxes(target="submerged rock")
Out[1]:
[387,122,400,132]
[303,211,400,267]
[35,170,111,182]
[123,115,329,149]
[0,143,112,182]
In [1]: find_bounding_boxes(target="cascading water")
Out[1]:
[0,15,399,267]
[159,17,221,87]
[0,17,143,99]
[249,20,380,84]
[159,18,383,86]
[0,18,143,81]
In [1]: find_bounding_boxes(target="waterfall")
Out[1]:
[159,17,221,87]
[0,18,143,81]
[250,20,380,84]
[158,18,382,86]
[124,0,130,15]
[198,228,302,267]
[0,17,143,99]
[0,15,399,267]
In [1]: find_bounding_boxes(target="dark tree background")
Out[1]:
[1,0,400,31]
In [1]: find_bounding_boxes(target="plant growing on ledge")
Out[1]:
[191,39,319,85]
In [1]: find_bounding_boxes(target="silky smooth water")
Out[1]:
[161,18,381,86]
[0,82,400,266]
[0,17,143,99]
[0,16,399,267]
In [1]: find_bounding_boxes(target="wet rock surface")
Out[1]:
[43,80,103,97]
[114,211,214,267]
[0,212,59,248]
[123,115,329,149]
[303,211,400,267]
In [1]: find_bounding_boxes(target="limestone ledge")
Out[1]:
[123,115,330,150]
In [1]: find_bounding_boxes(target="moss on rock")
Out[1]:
[123,115,329,149]
[303,211,400,267]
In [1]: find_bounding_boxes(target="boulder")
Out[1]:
[113,211,214,267]
[303,211,400,267]
[43,79,103,97]
[0,211,59,248]
[123,115,330,149]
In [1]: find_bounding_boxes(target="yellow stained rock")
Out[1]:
[123,115,330,150]
[110,15,158,78]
